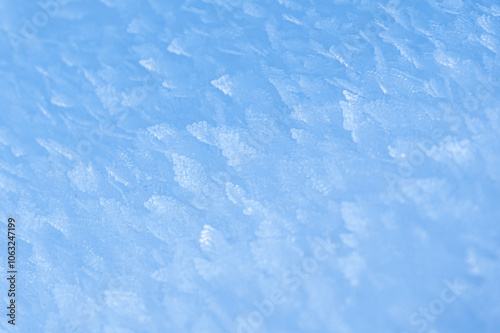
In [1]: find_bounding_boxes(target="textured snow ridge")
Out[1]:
[0,0,499,332]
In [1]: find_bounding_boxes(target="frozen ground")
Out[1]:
[0,0,499,332]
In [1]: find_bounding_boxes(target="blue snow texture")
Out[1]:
[0,0,500,332]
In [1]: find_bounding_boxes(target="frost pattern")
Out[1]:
[0,0,499,332]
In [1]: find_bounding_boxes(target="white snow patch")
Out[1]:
[139,58,157,72]
[172,154,207,192]
[67,162,99,193]
[147,123,175,141]
[211,75,233,96]
[167,39,191,57]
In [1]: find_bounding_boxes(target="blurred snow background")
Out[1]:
[0,0,499,332]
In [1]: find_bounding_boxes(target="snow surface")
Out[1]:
[0,0,499,332]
